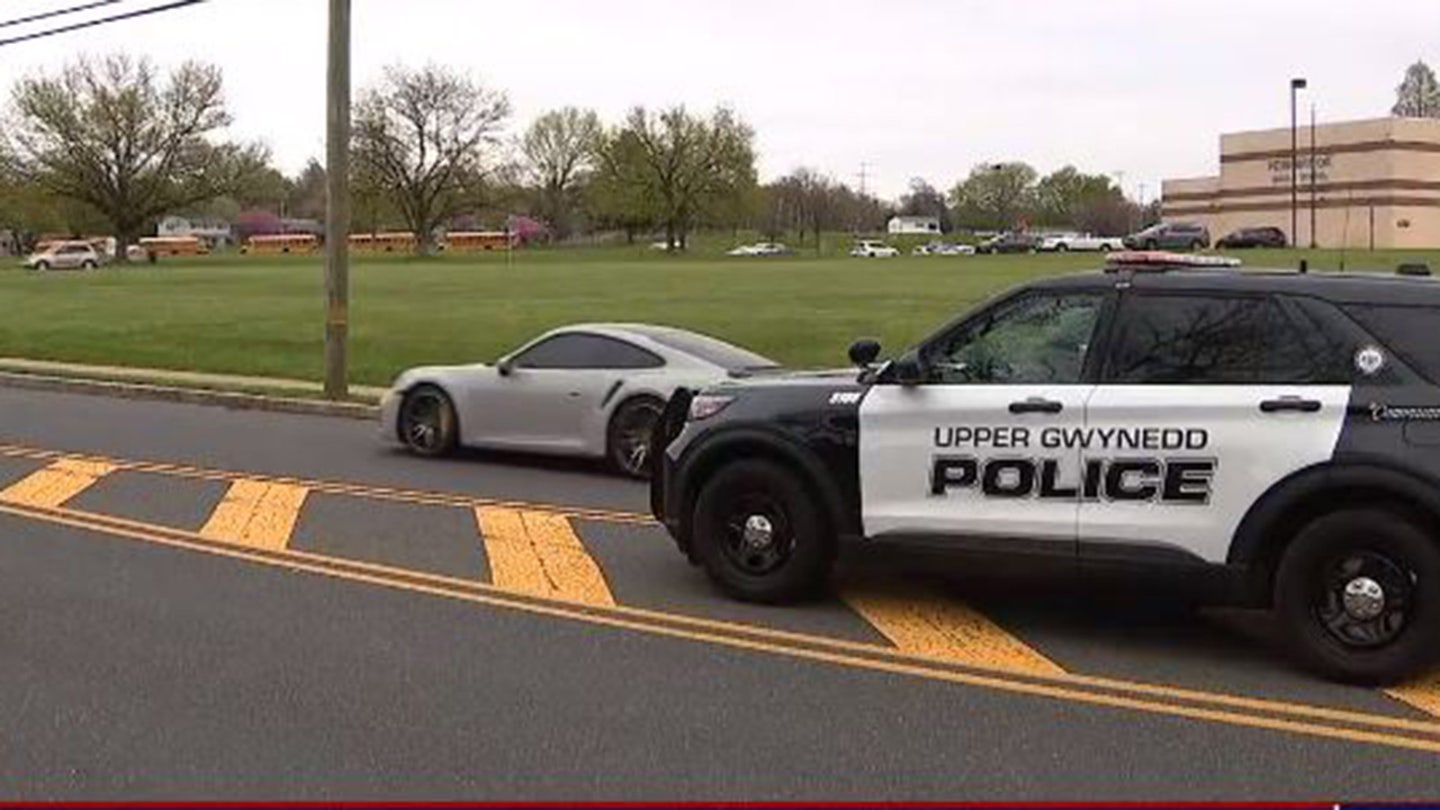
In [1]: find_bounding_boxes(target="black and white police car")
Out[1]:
[651,252,1440,684]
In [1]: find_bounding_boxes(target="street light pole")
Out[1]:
[1290,77,1307,248]
[324,0,351,400]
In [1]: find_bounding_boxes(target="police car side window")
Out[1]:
[926,293,1102,384]
[1103,294,1334,384]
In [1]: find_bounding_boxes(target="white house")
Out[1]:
[887,215,941,235]
[158,215,235,249]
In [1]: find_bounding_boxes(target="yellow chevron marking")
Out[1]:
[200,479,308,551]
[846,588,1065,676]
[475,507,615,606]
[0,458,117,509]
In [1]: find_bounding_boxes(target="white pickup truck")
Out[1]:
[1036,232,1122,252]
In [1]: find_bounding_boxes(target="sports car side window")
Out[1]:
[513,334,663,370]
[925,292,1103,384]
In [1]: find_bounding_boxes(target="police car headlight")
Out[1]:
[688,394,735,422]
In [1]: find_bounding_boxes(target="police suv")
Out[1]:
[650,252,1440,684]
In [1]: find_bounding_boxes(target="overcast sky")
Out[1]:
[2,0,1436,201]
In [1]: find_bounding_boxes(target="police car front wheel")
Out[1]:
[1275,508,1440,685]
[691,460,832,603]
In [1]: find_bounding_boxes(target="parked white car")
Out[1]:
[1036,233,1122,252]
[726,242,791,257]
[24,241,104,271]
[912,241,977,257]
[850,240,899,258]
[380,324,780,478]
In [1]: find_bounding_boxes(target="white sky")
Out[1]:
[1,0,1436,201]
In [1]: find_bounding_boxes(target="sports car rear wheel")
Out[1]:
[607,396,663,478]
[399,385,458,457]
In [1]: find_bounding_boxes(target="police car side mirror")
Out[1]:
[848,339,881,367]
[496,358,515,377]
[887,352,927,386]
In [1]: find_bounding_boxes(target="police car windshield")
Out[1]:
[631,327,780,372]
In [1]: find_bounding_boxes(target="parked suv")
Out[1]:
[24,241,103,271]
[1123,222,1210,251]
[1217,226,1288,249]
[651,252,1440,684]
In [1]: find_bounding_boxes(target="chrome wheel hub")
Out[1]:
[1342,576,1386,621]
[741,514,775,549]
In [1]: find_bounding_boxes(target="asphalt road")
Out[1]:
[2,386,1440,801]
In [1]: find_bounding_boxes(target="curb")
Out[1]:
[0,371,379,421]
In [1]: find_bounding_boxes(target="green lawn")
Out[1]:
[1,246,1435,386]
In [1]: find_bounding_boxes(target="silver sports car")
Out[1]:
[379,323,779,477]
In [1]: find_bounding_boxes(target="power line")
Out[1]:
[0,0,205,48]
[1,0,129,30]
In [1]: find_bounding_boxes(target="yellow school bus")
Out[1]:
[242,234,319,255]
[444,231,513,252]
[350,232,418,253]
[138,236,208,258]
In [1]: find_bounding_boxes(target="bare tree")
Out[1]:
[521,107,601,240]
[352,64,510,253]
[6,54,267,260]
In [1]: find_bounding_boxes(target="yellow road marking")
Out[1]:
[0,457,118,509]
[0,441,651,526]
[476,507,616,606]
[1389,675,1440,719]
[4,439,1440,740]
[846,588,1065,676]
[4,497,1440,756]
[200,479,308,551]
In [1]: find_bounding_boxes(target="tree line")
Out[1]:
[8,54,1433,259]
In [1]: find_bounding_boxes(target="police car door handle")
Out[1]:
[1260,397,1322,414]
[1009,397,1064,415]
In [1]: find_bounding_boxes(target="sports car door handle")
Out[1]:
[1260,397,1322,414]
[1009,398,1064,415]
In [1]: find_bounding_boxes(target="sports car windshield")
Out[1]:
[632,328,780,372]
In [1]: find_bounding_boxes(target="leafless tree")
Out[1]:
[352,64,510,253]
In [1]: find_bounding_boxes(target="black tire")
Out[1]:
[34,260,49,271]
[691,459,833,603]
[398,384,459,458]
[1190,239,1206,251]
[1098,243,1114,252]
[1275,508,1440,685]
[1054,243,1069,253]
[1144,239,1159,250]
[82,260,96,269]
[606,396,663,479]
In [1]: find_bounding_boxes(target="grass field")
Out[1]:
[2,246,1436,386]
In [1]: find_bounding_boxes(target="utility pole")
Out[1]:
[323,0,351,400]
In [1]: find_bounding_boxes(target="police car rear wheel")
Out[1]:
[1276,508,1440,685]
[691,460,831,603]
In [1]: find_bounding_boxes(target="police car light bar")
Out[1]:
[1103,251,1243,272]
